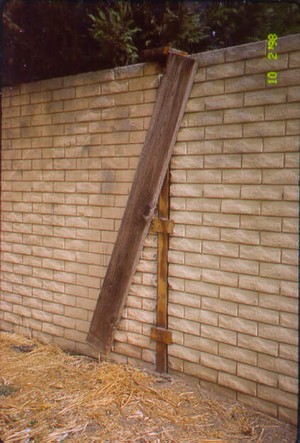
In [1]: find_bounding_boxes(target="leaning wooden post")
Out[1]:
[87,49,198,356]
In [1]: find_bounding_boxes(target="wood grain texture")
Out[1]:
[87,53,198,354]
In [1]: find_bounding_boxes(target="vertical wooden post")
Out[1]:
[156,168,170,372]
[149,168,174,373]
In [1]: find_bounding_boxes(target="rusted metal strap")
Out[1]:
[142,46,188,63]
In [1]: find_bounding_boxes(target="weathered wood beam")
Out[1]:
[87,51,198,355]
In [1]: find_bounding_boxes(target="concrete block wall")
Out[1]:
[1,62,160,362]
[167,34,300,425]
[1,34,299,423]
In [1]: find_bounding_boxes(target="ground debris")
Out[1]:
[0,332,296,442]
[10,344,36,353]
[0,384,19,398]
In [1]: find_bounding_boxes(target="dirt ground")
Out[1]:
[0,332,297,442]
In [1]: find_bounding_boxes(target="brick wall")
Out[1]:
[1,34,299,424]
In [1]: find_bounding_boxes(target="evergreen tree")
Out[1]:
[88,1,140,67]
[2,0,299,86]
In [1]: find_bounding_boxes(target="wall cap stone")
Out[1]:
[191,33,300,66]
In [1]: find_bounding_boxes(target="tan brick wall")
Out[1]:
[168,34,299,425]
[1,62,161,368]
[1,34,299,424]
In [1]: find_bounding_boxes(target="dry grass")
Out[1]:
[0,332,296,442]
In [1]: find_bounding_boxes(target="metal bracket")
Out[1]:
[142,47,188,63]
[150,327,173,345]
[150,218,174,235]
